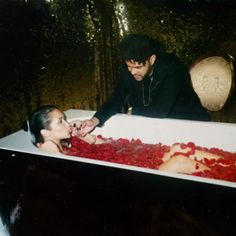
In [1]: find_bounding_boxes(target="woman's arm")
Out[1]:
[159,154,210,174]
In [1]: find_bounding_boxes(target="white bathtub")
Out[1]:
[0,109,236,188]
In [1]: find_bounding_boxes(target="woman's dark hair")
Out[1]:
[118,33,165,64]
[29,105,58,145]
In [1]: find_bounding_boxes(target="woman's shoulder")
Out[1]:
[37,141,61,153]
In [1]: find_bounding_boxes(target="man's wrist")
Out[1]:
[91,116,100,126]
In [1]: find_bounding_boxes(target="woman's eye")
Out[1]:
[58,119,63,124]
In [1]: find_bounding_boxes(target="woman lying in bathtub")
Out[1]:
[28,105,104,154]
[28,105,223,175]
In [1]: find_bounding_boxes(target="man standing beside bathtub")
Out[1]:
[79,33,210,135]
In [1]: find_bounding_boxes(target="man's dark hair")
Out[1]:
[118,34,164,64]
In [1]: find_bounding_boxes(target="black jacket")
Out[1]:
[94,52,210,125]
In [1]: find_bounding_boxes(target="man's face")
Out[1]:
[125,56,155,81]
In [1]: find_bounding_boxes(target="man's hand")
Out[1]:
[80,117,100,136]
[70,120,82,136]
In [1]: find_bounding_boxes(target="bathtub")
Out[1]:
[1,109,236,235]
[0,109,236,189]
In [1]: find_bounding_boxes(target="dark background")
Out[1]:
[1,0,236,138]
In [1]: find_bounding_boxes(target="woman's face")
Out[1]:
[47,109,72,140]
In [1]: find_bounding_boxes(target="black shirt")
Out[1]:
[94,52,210,125]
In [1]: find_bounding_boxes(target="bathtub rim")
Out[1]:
[0,109,236,189]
